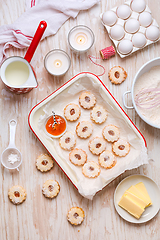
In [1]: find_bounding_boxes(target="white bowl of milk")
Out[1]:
[0,56,38,94]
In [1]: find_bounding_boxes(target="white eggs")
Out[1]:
[125,19,140,34]
[146,26,160,41]
[139,12,152,27]
[131,0,146,13]
[116,4,131,20]
[102,11,117,26]
[110,25,125,40]
[118,39,133,55]
[132,33,146,48]
[101,0,159,57]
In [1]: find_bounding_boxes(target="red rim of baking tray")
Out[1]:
[28,72,147,191]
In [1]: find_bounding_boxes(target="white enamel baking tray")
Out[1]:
[28,72,148,199]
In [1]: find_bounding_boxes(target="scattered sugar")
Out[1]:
[8,153,20,164]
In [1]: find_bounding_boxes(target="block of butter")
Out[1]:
[118,182,152,219]
[135,182,152,207]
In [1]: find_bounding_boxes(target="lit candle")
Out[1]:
[68,25,95,52]
[44,49,71,76]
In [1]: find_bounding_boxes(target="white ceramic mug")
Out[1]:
[0,56,38,94]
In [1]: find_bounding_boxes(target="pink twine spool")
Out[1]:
[100,46,115,60]
[88,45,115,76]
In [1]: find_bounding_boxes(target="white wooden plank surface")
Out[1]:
[0,0,160,239]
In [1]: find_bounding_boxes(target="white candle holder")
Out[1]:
[68,25,95,53]
[44,49,71,76]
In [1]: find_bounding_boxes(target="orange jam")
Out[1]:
[45,115,66,136]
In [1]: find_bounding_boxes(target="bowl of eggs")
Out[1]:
[123,57,160,129]
[101,0,160,57]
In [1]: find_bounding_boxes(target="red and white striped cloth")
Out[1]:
[0,0,100,64]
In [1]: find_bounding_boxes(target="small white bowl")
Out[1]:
[123,57,160,128]
[44,115,67,138]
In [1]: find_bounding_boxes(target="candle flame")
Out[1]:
[54,59,62,68]
[75,33,87,45]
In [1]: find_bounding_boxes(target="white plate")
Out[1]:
[114,174,160,223]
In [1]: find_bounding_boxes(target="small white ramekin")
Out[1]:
[44,115,67,138]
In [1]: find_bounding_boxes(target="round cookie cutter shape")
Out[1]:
[1,119,22,171]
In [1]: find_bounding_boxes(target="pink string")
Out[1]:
[88,55,105,77]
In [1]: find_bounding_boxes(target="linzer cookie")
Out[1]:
[8,185,27,205]
[98,150,117,169]
[69,148,87,166]
[102,125,120,142]
[79,91,96,109]
[88,137,106,155]
[108,66,127,85]
[112,139,130,157]
[42,180,60,198]
[67,207,85,225]
[82,161,101,178]
[36,153,54,172]
[76,121,93,139]
[59,131,76,151]
[90,105,108,124]
[64,103,81,121]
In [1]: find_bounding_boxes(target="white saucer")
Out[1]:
[114,174,160,223]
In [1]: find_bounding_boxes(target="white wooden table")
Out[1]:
[0,0,160,239]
